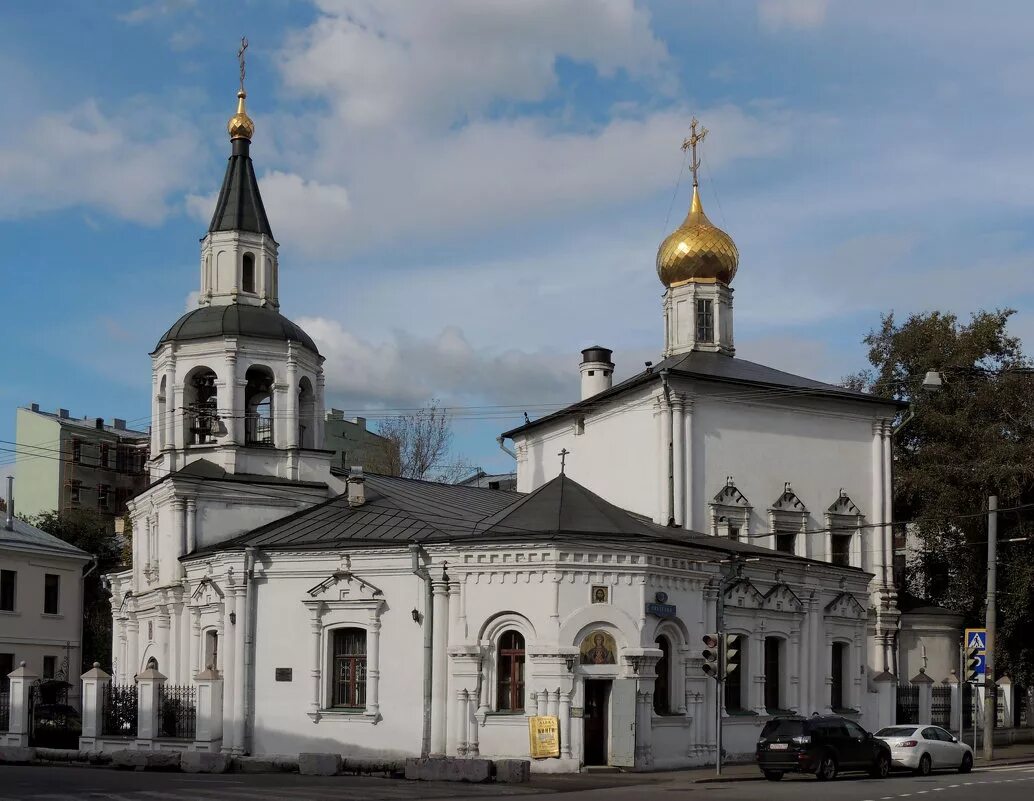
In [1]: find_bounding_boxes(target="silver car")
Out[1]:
[875,725,974,775]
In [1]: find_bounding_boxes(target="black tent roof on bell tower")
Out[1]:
[207,137,274,240]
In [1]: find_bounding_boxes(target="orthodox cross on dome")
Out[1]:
[681,116,709,188]
[558,448,570,474]
[237,36,249,93]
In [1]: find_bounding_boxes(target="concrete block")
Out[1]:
[405,757,492,783]
[111,750,181,771]
[341,757,404,776]
[493,759,531,783]
[0,747,35,764]
[299,752,342,776]
[233,754,299,773]
[181,751,231,774]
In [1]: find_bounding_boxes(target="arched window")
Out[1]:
[185,368,218,445]
[204,630,219,671]
[330,628,367,708]
[244,366,274,447]
[242,252,256,293]
[157,375,167,449]
[764,636,784,713]
[653,635,671,715]
[496,630,525,712]
[298,377,315,449]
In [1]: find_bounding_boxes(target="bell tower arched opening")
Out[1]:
[245,365,275,447]
[184,367,219,445]
[298,376,315,449]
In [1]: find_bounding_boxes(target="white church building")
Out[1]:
[105,94,919,769]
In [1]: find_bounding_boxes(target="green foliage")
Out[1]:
[848,309,1034,685]
[29,508,125,673]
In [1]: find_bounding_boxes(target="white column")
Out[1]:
[871,420,886,589]
[174,499,187,575]
[225,352,240,446]
[156,605,171,673]
[5,662,37,746]
[127,616,139,680]
[672,395,686,528]
[79,663,110,748]
[684,397,694,530]
[221,592,237,753]
[186,498,197,555]
[455,689,469,755]
[193,668,224,752]
[881,422,893,588]
[165,359,177,453]
[190,608,202,674]
[136,665,166,746]
[305,602,323,715]
[467,692,480,755]
[315,371,326,446]
[232,584,247,754]
[366,617,381,719]
[659,394,672,525]
[430,578,450,755]
[654,397,666,525]
[150,371,160,455]
[559,689,572,759]
[286,352,299,449]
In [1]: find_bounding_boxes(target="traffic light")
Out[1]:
[724,634,740,677]
[702,633,720,679]
[966,645,983,684]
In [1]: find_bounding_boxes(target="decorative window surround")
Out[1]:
[825,490,864,568]
[709,477,751,541]
[302,571,385,724]
[768,483,808,558]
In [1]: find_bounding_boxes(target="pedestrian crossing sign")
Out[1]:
[966,628,987,652]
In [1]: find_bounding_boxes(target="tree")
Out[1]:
[846,309,1034,685]
[376,399,471,482]
[30,509,125,674]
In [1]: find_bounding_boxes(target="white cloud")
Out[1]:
[300,317,576,409]
[0,99,199,224]
[281,0,669,130]
[117,0,197,25]
[758,0,828,31]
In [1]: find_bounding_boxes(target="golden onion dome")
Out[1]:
[656,185,739,287]
[228,90,255,141]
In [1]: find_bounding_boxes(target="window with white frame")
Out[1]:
[826,491,863,568]
[831,641,849,711]
[710,477,751,542]
[496,630,525,712]
[769,483,808,556]
[653,635,672,715]
[764,636,785,713]
[204,630,219,671]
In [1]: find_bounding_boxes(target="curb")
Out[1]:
[692,756,1034,784]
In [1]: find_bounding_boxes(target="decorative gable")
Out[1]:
[770,482,807,513]
[710,476,752,539]
[825,591,868,620]
[763,583,803,613]
[725,578,764,609]
[713,477,750,509]
[307,570,383,602]
[190,577,225,607]
[827,490,862,518]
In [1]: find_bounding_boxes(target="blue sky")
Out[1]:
[4,0,1034,480]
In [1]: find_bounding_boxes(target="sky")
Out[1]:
[4,0,1034,480]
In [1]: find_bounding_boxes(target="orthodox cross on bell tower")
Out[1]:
[237,36,249,93]
[558,448,570,474]
[681,116,708,188]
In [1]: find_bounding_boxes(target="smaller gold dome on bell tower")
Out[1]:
[656,119,739,287]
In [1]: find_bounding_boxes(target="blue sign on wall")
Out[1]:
[646,602,676,618]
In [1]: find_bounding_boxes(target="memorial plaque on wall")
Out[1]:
[275,668,293,682]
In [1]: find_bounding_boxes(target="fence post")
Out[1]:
[943,672,960,734]
[874,671,897,729]
[3,661,37,747]
[193,667,224,752]
[79,662,111,749]
[996,675,1013,729]
[912,669,934,724]
[136,666,167,749]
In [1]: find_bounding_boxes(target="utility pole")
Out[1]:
[983,495,997,761]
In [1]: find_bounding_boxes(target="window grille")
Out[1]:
[896,683,919,724]
[331,629,367,709]
[158,684,197,739]
[931,685,952,728]
[496,630,525,712]
[101,683,138,737]
[696,298,714,343]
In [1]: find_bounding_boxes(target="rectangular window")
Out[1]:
[331,628,367,709]
[0,653,14,692]
[696,298,714,343]
[831,642,847,711]
[44,574,60,615]
[97,484,111,511]
[0,570,15,611]
[71,438,82,463]
[69,480,82,505]
[775,529,795,554]
[728,526,740,542]
[100,443,110,468]
[831,533,851,567]
[764,637,782,712]
[496,630,526,712]
[204,630,219,671]
[43,656,56,679]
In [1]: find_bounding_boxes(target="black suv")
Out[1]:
[756,715,891,781]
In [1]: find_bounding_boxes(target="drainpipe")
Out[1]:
[496,436,516,459]
[410,543,433,757]
[660,370,676,527]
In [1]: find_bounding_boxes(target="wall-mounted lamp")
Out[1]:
[629,656,642,675]
[229,611,236,625]
[411,608,421,623]
[564,656,576,673]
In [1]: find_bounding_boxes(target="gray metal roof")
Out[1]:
[502,350,904,438]
[156,458,328,489]
[0,517,92,560]
[21,407,149,438]
[208,138,273,238]
[189,472,846,571]
[155,304,319,355]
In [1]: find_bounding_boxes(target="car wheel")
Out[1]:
[816,754,838,781]
[763,771,784,781]
[959,753,973,774]
[915,754,932,777]
[870,752,891,779]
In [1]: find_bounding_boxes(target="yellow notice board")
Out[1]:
[528,715,560,759]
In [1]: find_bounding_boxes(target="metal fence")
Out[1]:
[158,684,196,739]
[0,691,8,732]
[896,683,919,724]
[931,685,952,728]
[101,683,138,737]
[962,682,974,730]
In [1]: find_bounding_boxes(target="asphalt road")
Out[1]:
[2,763,1034,800]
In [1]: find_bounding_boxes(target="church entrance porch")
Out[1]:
[583,679,610,766]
